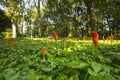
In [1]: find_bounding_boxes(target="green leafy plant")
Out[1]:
[0,39,120,80]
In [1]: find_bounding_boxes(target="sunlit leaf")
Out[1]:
[92,62,102,73]
[69,74,79,80]
[56,74,68,80]
[88,68,97,76]
[67,60,88,69]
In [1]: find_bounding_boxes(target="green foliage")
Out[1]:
[1,0,120,37]
[1,29,12,38]
[0,9,12,33]
[0,38,120,80]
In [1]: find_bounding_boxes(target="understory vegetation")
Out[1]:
[0,38,120,80]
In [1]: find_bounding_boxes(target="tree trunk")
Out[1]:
[84,0,96,36]
[37,0,41,37]
[12,23,16,38]
[33,0,41,37]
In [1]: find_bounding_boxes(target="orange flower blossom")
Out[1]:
[41,47,46,57]
[12,40,15,46]
[92,31,98,46]
[111,33,114,39]
[52,31,57,40]
[7,38,10,43]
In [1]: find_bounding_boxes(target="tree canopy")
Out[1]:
[0,9,12,32]
[0,0,120,38]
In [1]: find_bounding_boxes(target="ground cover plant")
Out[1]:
[0,37,120,80]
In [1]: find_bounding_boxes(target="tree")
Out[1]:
[1,0,24,38]
[0,9,12,33]
[1,0,120,38]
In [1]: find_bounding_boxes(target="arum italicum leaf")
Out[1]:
[92,62,102,73]
[67,60,88,69]
[40,64,53,72]
[69,74,79,80]
[88,74,104,80]
[36,74,47,80]
[4,69,19,80]
[56,74,68,80]
[27,69,36,80]
[88,68,97,76]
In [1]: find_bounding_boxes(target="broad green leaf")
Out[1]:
[88,68,97,76]
[50,62,58,68]
[67,60,88,69]
[36,74,47,80]
[92,62,102,73]
[0,65,4,72]
[104,73,116,80]
[88,75,103,80]
[56,74,68,80]
[69,74,79,80]
[0,73,5,80]
[102,65,110,73]
[40,64,53,72]
[27,69,36,80]
[4,69,19,80]
[46,75,52,80]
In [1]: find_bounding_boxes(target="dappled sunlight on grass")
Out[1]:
[98,40,120,45]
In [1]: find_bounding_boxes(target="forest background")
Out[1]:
[0,0,120,39]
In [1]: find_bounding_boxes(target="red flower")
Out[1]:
[107,35,110,39]
[111,33,114,39]
[41,47,46,57]
[92,31,98,46]
[7,38,10,43]
[12,40,15,46]
[52,31,57,40]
